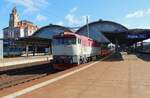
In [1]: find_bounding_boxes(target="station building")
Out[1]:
[3,7,38,39]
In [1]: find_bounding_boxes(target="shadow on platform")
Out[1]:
[102,52,124,62]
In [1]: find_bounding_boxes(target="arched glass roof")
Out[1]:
[76,20,128,43]
[33,24,72,39]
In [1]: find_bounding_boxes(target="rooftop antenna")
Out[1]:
[86,16,90,38]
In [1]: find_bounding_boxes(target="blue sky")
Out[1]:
[0,0,150,38]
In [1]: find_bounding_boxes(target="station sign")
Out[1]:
[127,34,147,39]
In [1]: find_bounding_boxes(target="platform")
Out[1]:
[1,53,150,98]
[0,55,52,67]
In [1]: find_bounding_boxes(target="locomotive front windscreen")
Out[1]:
[53,37,76,45]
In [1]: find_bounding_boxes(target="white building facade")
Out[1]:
[3,7,38,39]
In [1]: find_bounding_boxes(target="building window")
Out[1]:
[24,28,28,37]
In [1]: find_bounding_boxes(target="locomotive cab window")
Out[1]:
[63,38,76,45]
[53,37,76,45]
[78,39,81,44]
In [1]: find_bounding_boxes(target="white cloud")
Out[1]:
[5,0,48,13]
[147,9,150,14]
[65,14,80,26]
[56,21,64,26]
[36,14,47,22]
[70,7,78,13]
[65,7,91,26]
[126,9,150,18]
[126,11,144,18]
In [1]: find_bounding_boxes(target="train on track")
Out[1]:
[52,32,112,70]
[137,42,150,54]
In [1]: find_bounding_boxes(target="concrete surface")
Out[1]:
[0,55,52,67]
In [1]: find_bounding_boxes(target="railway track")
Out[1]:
[0,63,57,90]
[0,53,115,91]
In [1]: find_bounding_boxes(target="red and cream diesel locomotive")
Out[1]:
[52,32,101,70]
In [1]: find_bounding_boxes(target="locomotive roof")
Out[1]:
[53,32,99,42]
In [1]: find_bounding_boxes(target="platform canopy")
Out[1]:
[102,29,150,45]
[127,29,150,45]
[16,36,51,47]
[76,20,128,43]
